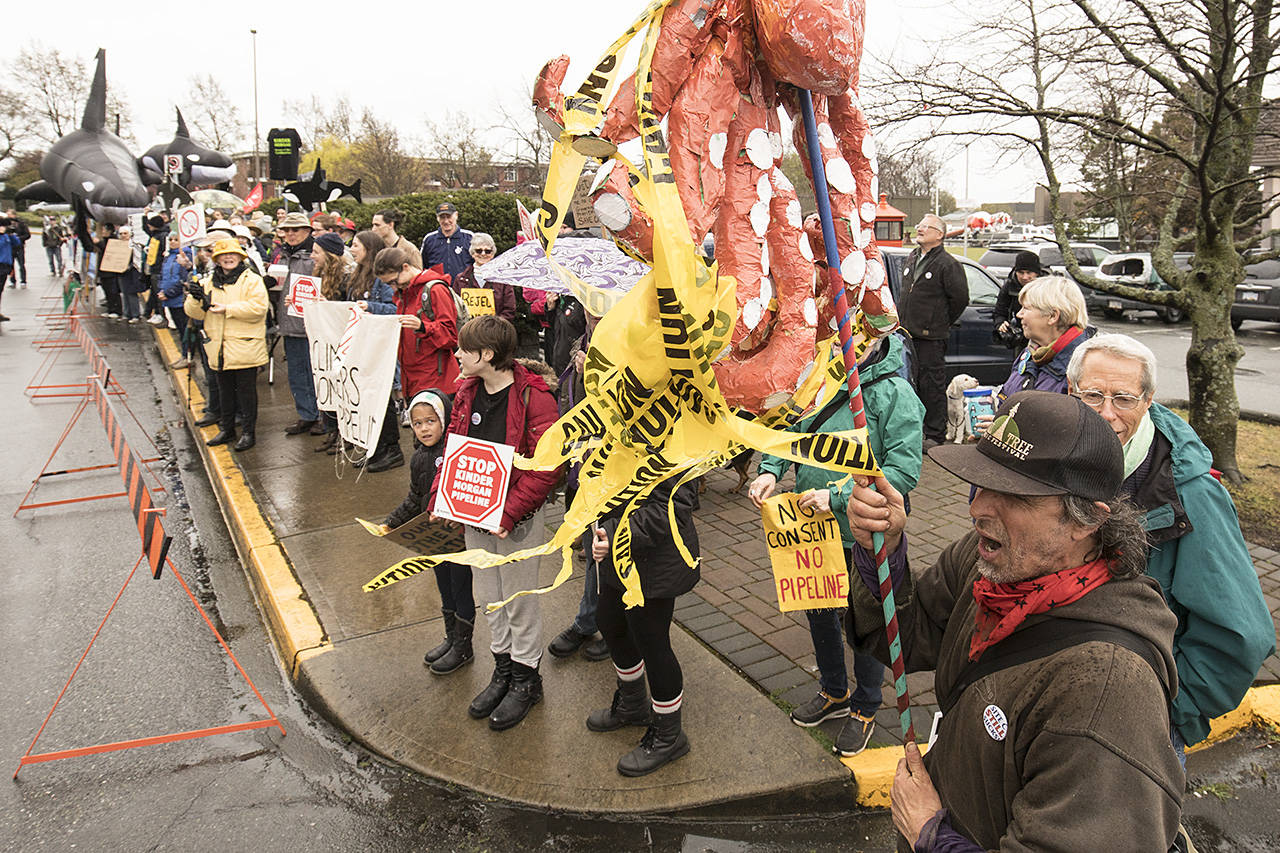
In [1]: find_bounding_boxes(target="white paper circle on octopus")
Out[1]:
[803,297,818,327]
[746,128,773,170]
[742,298,764,330]
[842,251,866,285]
[860,202,877,222]
[750,201,770,238]
[798,232,814,262]
[826,158,856,195]
[708,133,727,170]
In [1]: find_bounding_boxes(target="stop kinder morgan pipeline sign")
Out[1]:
[433,435,514,532]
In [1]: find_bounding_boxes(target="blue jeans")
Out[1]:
[571,557,600,635]
[807,606,885,715]
[121,291,140,320]
[283,335,318,421]
[1171,724,1187,771]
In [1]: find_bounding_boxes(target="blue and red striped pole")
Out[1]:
[798,90,914,743]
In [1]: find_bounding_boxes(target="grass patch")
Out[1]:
[769,689,837,753]
[1195,782,1235,802]
[1170,408,1280,550]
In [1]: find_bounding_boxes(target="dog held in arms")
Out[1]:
[945,373,980,444]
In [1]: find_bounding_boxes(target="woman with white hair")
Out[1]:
[451,232,517,322]
[996,274,1095,401]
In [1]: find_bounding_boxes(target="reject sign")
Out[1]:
[461,287,495,316]
[432,434,513,532]
[760,492,848,612]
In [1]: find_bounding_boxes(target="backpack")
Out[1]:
[419,280,470,327]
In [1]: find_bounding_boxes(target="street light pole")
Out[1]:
[251,29,261,188]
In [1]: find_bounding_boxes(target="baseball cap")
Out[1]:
[928,391,1123,501]
[436,202,458,216]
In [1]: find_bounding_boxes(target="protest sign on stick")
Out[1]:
[175,204,206,246]
[304,302,399,451]
[760,492,847,612]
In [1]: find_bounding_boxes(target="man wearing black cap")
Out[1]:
[845,390,1183,851]
[420,201,473,282]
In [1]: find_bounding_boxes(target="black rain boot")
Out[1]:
[424,611,456,665]
[206,428,236,446]
[586,678,652,732]
[468,653,511,719]
[617,708,690,777]
[489,660,543,731]
[431,615,474,675]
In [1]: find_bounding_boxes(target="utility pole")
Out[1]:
[251,29,261,187]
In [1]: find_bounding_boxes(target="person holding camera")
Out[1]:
[185,238,270,452]
[992,251,1044,351]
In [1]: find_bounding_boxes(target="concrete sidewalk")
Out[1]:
[155,326,1280,814]
[153,331,852,816]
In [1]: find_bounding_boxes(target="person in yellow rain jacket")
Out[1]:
[185,237,269,452]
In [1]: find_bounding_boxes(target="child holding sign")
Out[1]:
[749,335,924,757]
[584,474,700,777]
[429,315,561,732]
[382,389,475,675]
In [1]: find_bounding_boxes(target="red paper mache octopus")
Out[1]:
[534,0,898,412]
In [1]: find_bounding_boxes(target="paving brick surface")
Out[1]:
[678,454,1280,749]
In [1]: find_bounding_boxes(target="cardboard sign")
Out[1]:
[99,238,132,274]
[286,273,320,318]
[305,302,400,451]
[461,287,495,316]
[760,492,848,612]
[356,512,465,555]
[570,170,602,229]
[433,434,513,532]
[175,204,206,246]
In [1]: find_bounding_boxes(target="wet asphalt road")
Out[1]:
[0,270,897,852]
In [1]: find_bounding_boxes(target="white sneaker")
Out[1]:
[400,408,411,427]
[106,312,120,319]
[148,314,167,326]
[128,318,140,324]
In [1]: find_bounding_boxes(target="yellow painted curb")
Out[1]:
[152,327,328,676]
[1188,684,1280,753]
[843,684,1280,808]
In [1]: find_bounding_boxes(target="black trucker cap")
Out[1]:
[928,390,1123,502]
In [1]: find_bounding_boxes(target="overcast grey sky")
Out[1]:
[9,0,1042,203]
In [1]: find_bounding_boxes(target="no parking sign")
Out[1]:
[175,205,206,246]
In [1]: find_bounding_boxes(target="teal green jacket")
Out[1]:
[1140,404,1275,745]
[758,336,925,548]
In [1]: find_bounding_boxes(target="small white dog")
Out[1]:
[945,373,980,443]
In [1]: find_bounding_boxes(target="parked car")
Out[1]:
[880,247,1015,386]
[1091,252,1187,323]
[1231,256,1280,330]
[978,240,1111,282]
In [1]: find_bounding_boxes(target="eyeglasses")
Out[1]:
[472,248,494,256]
[1073,389,1148,411]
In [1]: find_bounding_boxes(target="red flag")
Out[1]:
[242,182,265,213]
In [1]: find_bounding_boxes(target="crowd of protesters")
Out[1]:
[9,196,1267,847]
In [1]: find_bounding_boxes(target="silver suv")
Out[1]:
[978,240,1111,282]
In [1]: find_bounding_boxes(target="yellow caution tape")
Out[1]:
[363,3,881,610]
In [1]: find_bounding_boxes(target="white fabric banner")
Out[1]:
[304,301,400,451]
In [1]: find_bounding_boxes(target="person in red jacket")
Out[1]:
[374,247,461,397]
[430,315,562,732]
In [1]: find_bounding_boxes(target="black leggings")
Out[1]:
[596,582,682,703]
[216,367,259,433]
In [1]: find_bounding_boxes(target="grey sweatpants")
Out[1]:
[465,507,547,668]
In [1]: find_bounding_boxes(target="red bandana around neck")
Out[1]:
[969,557,1112,661]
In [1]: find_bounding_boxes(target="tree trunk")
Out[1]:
[1184,242,1245,483]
